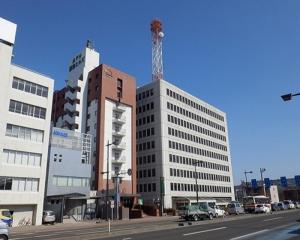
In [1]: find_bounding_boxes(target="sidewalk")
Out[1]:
[10,215,179,234]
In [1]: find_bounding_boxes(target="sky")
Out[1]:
[1,0,300,184]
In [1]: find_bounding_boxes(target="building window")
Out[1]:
[9,100,46,119]
[3,149,41,166]
[6,124,44,142]
[12,77,48,97]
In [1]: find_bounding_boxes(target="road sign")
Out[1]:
[264,178,271,188]
[251,179,257,189]
[110,200,114,208]
[295,175,300,187]
[280,176,288,187]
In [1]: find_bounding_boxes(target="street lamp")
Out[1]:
[101,140,116,221]
[193,160,203,204]
[244,170,253,196]
[281,92,300,102]
[260,168,266,196]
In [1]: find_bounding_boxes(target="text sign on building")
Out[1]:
[280,176,288,187]
[53,129,68,138]
[264,178,271,189]
[295,175,300,187]
[251,179,258,189]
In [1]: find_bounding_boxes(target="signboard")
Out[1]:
[53,129,68,138]
[138,198,143,205]
[251,179,258,189]
[280,176,288,187]
[264,178,271,189]
[295,175,300,187]
[110,200,114,208]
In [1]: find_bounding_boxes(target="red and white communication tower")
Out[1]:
[151,19,164,81]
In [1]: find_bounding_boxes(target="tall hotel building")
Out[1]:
[51,44,136,200]
[136,79,234,209]
[0,18,54,225]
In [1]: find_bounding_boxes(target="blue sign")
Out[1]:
[251,179,258,189]
[280,176,288,187]
[53,129,68,138]
[295,175,300,187]
[264,178,271,188]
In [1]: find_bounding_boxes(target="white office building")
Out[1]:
[136,79,234,209]
[0,17,54,226]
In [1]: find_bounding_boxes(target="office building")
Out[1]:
[51,46,137,209]
[136,79,234,209]
[0,17,54,226]
[45,127,92,221]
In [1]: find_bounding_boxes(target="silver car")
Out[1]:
[0,221,9,240]
[42,210,55,224]
[227,202,245,215]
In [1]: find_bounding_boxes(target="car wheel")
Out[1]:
[209,213,213,220]
[215,213,218,218]
[193,215,198,221]
[0,235,8,240]
[236,211,239,215]
[51,221,55,225]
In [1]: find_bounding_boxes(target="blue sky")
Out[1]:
[2,0,300,184]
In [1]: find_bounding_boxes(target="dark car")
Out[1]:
[271,203,280,211]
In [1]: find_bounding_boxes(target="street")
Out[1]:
[10,209,300,240]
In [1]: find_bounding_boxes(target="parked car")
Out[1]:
[283,200,295,209]
[293,201,300,209]
[0,209,13,227]
[227,202,245,215]
[255,204,271,213]
[277,202,287,210]
[271,203,281,211]
[42,210,55,224]
[213,205,225,217]
[178,202,215,221]
[0,221,9,240]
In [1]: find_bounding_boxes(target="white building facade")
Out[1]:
[136,79,234,209]
[0,18,54,226]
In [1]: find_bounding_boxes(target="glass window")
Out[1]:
[30,84,36,94]
[36,86,42,96]
[12,78,18,89]
[25,82,31,92]
[18,178,26,191]
[15,152,22,165]
[15,102,22,113]
[18,80,24,91]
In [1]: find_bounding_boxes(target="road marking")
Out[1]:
[263,217,283,222]
[183,226,227,236]
[230,229,269,240]
[122,238,132,240]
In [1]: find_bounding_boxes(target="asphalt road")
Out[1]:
[10,209,300,240]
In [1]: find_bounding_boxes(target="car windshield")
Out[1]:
[45,211,54,216]
[256,205,263,207]
[228,204,235,208]
[2,211,12,218]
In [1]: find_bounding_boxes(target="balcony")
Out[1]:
[111,156,126,165]
[112,128,126,137]
[113,105,126,113]
[112,115,126,124]
[112,142,126,150]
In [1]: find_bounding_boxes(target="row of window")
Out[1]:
[166,88,224,122]
[170,168,230,182]
[136,127,155,139]
[167,101,225,132]
[170,182,231,193]
[136,154,156,165]
[6,124,44,143]
[169,140,228,162]
[136,88,154,101]
[137,141,155,152]
[169,154,229,172]
[12,77,48,98]
[9,100,46,119]
[52,175,90,187]
[136,102,154,113]
[3,149,41,166]
[136,114,155,126]
[168,114,226,142]
[137,168,156,179]
[137,183,157,193]
[168,127,227,152]
[0,176,39,192]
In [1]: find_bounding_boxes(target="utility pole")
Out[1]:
[244,170,253,196]
[260,168,266,196]
[193,160,202,204]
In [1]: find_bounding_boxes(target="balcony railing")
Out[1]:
[112,142,126,150]
[111,156,126,164]
[112,115,126,124]
[112,128,126,136]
